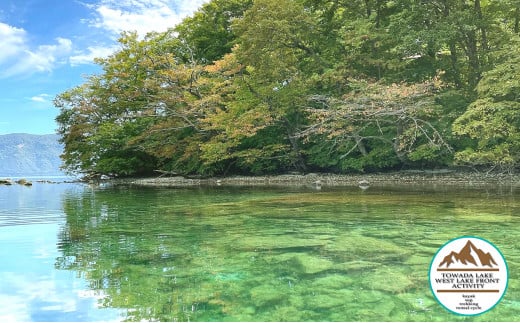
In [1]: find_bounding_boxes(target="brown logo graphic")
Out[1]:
[438,240,498,269]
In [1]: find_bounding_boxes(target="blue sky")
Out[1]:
[0,0,208,135]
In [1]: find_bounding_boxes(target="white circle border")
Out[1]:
[428,235,509,316]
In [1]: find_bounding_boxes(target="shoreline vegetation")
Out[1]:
[53,1,520,180]
[111,170,520,190]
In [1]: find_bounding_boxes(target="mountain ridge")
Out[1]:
[439,240,498,268]
[0,133,65,176]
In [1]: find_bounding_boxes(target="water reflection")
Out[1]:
[0,183,122,322]
[55,185,520,321]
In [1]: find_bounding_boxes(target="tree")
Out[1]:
[54,72,158,177]
[452,38,520,171]
[199,49,294,174]
[196,0,328,174]
[300,76,453,172]
[54,0,520,176]
[55,31,210,177]
[228,0,326,172]
[388,0,510,90]
[174,0,253,64]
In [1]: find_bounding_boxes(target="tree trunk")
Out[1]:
[364,0,372,18]
[441,0,462,88]
[392,121,407,163]
[284,118,308,173]
[474,0,488,51]
[354,134,368,156]
[464,30,481,89]
[449,41,462,88]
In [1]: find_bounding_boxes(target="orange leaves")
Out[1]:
[302,76,450,160]
[204,50,244,77]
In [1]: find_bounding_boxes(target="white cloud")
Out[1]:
[0,0,210,72]
[68,0,209,65]
[0,22,26,62]
[30,94,52,103]
[0,294,30,322]
[69,44,120,65]
[0,22,73,78]
[90,0,209,37]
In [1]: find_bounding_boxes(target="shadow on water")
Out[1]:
[53,184,520,321]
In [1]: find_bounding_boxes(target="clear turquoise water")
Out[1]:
[0,182,519,321]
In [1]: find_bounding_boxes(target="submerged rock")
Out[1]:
[16,178,32,186]
[288,253,335,274]
[311,274,354,290]
[333,260,381,272]
[396,293,436,311]
[0,178,13,185]
[234,235,328,251]
[361,266,415,293]
[269,306,305,321]
[249,284,286,307]
[307,290,355,309]
[355,300,396,320]
[326,233,411,262]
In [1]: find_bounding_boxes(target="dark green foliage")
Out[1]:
[453,37,520,170]
[174,0,253,64]
[55,0,520,177]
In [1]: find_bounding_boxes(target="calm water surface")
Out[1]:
[0,181,519,321]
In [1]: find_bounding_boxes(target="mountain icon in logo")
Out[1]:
[439,240,498,268]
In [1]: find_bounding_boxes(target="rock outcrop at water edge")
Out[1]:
[0,178,13,185]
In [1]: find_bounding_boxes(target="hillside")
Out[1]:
[0,133,65,176]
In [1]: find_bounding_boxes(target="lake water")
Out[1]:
[0,181,519,321]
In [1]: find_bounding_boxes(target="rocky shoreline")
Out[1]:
[3,171,519,191]
[0,178,33,186]
[122,170,520,190]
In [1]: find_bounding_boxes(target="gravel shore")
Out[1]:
[122,170,520,190]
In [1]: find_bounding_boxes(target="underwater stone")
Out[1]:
[396,293,436,311]
[361,267,415,293]
[288,253,334,274]
[311,274,354,290]
[288,294,305,309]
[334,290,397,320]
[269,306,304,321]
[309,293,348,309]
[333,260,381,272]
[354,289,387,304]
[326,233,411,261]
[403,254,431,266]
[356,300,396,320]
[233,236,328,251]
[249,284,287,307]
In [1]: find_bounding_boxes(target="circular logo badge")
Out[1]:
[429,236,508,316]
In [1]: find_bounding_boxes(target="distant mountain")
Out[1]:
[439,240,498,268]
[0,133,65,177]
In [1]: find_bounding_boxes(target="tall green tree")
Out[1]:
[200,0,327,174]
[389,0,510,89]
[301,76,453,172]
[174,0,253,64]
[453,37,520,171]
[55,31,210,177]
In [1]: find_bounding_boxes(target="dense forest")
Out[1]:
[55,0,520,177]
